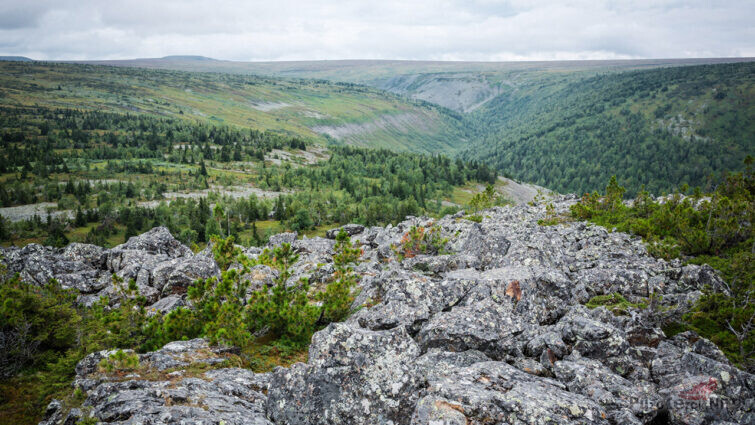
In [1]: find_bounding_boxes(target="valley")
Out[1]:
[0,56,753,425]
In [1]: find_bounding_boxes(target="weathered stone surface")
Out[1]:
[53,339,272,425]
[111,226,192,259]
[145,295,185,317]
[326,223,365,239]
[266,323,424,425]
[29,196,755,424]
[159,255,219,296]
[416,297,523,359]
[414,361,609,424]
[61,242,106,269]
[267,231,297,248]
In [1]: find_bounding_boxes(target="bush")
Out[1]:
[246,243,319,346]
[585,293,648,316]
[0,273,79,378]
[98,349,140,373]
[394,224,448,260]
[317,230,362,324]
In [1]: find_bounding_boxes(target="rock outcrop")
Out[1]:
[8,198,753,425]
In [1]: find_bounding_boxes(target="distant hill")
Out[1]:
[160,55,217,61]
[73,57,753,113]
[6,57,754,195]
[0,61,466,153]
[0,56,33,62]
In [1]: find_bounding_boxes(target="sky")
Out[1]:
[1,0,753,62]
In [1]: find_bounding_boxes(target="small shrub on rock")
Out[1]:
[394,224,448,260]
[317,230,362,324]
[98,349,139,373]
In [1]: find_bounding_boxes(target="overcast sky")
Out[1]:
[1,0,753,61]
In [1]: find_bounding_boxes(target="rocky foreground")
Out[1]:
[3,196,753,425]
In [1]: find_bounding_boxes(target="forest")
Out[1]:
[461,61,754,196]
[0,106,495,248]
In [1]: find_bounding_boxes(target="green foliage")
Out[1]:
[394,224,449,261]
[187,266,251,348]
[246,243,319,346]
[0,263,150,423]
[0,231,369,421]
[0,106,494,246]
[469,184,506,212]
[585,293,648,316]
[317,230,362,324]
[0,273,79,377]
[571,166,754,370]
[537,203,567,226]
[464,214,483,223]
[97,350,140,373]
[210,235,243,272]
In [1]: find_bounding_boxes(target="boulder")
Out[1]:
[266,323,424,425]
[267,232,297,248]
[326,223,365,239]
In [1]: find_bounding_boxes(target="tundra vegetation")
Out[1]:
[0,230,361,423]
[571,162,754,370]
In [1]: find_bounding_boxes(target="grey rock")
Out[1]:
[111,226,192,259]
[25,196,755,425]
[239,264,279,293]
[267,232,297,248]
[159,255,219,296]
[415,361,609,424]
[266,323,423,425]
[57,339,271,425]
[61,242,106,269]
[416,297,523,360]
[145,295,186,317]
[38,399,63,425]
[326,223,365,239]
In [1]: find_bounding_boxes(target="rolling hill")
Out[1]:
[75,56,752,113]
[3,58,753,196]
[0,61,466,153]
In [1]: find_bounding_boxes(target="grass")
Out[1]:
[237,220,336,243]
[0,61,464,153]
[448,179,510,206]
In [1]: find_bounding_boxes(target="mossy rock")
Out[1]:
[585,293,647,316]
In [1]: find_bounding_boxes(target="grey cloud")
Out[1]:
[0,0,752,61]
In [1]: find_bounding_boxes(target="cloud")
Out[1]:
[0,0,752,60]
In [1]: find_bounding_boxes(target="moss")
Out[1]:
[585,293,648,316]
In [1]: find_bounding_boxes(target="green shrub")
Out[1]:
[464,214,483,223]
[585,293,648,316]
[317,230,362,324]
[469,184,507,212]
[98,349,140,373]
[246,243,319,346]
[538,203,567,226]
[394,224,448,261]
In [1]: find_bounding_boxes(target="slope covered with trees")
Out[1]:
[460,61,754,196]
